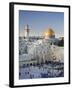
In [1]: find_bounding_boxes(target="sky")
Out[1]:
[19,10,64,37]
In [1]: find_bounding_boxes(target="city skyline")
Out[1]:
[19,10,64,38]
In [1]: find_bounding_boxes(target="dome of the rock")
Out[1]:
[43,28,55,39]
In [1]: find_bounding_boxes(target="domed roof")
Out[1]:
[43,28,55,39]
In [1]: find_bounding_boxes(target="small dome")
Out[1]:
[43,28,55,39]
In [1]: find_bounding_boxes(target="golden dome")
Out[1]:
[43,28,55,39]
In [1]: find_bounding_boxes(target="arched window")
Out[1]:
[30,63,32,66]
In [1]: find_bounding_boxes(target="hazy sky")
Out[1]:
[19,10,64,37]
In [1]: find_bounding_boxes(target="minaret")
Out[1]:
[24,24,30,39]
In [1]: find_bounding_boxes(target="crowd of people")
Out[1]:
[19,61,64,79]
